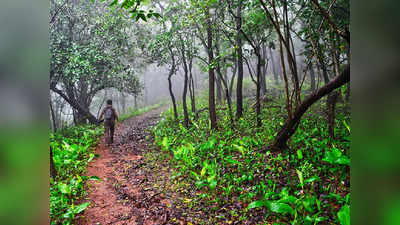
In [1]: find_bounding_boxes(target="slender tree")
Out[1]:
[207,6,217,130]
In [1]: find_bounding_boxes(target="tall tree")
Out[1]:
[206,6,217,130]
[257,0,350,149]
[50,1,142,124]
[232,0,244,118]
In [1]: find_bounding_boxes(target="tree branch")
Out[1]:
[310,0,349,43]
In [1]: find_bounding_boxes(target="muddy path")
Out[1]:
[76,106,174,225]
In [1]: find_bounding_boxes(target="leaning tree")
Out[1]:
[50,0,142,124]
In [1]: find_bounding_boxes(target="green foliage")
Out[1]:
[337,204,350,225]
[50,0,142,110]
[248,199,295,216]
[50,125,103,225]
[102,0,161,22]
[323,146,350,165]
[154,95,350,223]
[49,103,165,224]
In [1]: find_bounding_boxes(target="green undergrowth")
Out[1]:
[50,125,103,225]
[50,101,167,225]
[154,96,350,224]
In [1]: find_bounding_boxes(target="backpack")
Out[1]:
[104,107,114,121]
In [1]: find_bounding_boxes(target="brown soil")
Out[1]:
[76,106,173,225]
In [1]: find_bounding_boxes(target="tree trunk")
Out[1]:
[283,0,300,106]
[215,43,235,127]
[73,99,91,125]
[327,35,341,139]
[216,75,223,104]
[50,147,57,178]
[168,73,178,121]
[207,8,217,130]
[271,65,350,150]
[313,40,330,84]
[223,66,229,101]
[310,63,316,91]
[229,62,237,100]
[49,96,57,132]
[256,53,262,127]
[179,38,190,128]
[167,45,178,121]
[50,86,99,124]
[182,68,190,128]
[236,0,244,118]
[189,58,196,115]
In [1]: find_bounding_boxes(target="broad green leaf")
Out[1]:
[73,202,90,214]
[88,176,101,181]
[88,153,95,162]
[161,137,169,150]
[302,196,315,213]
[200,166,206,177]
[343,120,350,133]
[195,180,207,188]
[247,200,269,209]
[209,179,217,190]
[110,0,118,7]
[153,12,161,18]
[297,149,303,159]
[191,171,200,180]
[207,175,216,183]
[233,144,245,155]
[226,157,239,165]
[138,13,147,22]
[316,217,328,222]
[323,147,350,165]
[296,169,304,187]
[269,202,295,215]
[305,176,321,183]
[58,183,70,195]
[278,195,298,204]
[338,204,350,225]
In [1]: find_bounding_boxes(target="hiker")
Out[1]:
[99,99,119,146]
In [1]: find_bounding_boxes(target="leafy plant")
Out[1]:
[153,94,350,224]
[50,125,103,225]
[323,147,350,166]
[337,204,350,225]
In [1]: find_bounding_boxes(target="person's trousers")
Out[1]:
[104,120,115,145]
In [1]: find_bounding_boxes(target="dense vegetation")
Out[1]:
[50,125,102,225]
[50,0,350,224]
[49,103,166,225]
[153,88,350,224]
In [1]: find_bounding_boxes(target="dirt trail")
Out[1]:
[77,106,172,225]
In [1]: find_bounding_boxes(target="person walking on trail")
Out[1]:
[99,99,119,146]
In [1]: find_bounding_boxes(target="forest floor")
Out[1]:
[75,105,183,225]
[73,102,350,225]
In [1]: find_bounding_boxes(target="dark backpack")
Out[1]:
[104,107,114,120]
